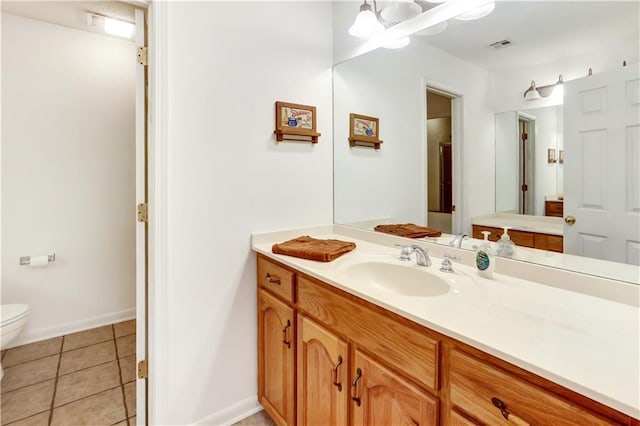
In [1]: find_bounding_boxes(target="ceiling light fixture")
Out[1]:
[381,0,422,23]
[349,0,385,38]
[455,0,495,20]
[523,75,564,101]
[87,12,135,39]
[383,36,411,49]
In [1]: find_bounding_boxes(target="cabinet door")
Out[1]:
[297,315,349,426]
[351,350,438,426]
[258,290,295,426]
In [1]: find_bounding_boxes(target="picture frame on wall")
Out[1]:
[274,101,321,143]
[349,113,383,149]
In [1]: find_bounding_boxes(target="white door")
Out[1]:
[563,64,640,265]
[134,8,148,426]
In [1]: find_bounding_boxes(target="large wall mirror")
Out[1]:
[333,1,640,284]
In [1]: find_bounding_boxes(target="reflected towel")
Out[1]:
[374,223,442,238]
[272,235,356,262]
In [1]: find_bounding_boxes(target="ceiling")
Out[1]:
[412,1,640,72]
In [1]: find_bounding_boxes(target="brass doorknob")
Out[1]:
[564,215,576,225]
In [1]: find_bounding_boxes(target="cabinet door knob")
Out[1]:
[491,397,529,426]
[265,272,281,285]
[282,319,291,349]
[564,215,576,225]
[351,368,362,407]
[332,356,343,391]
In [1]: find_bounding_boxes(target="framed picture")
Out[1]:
[559,150,564,164]
[274,101,320,143]
[349,113,383,149]
[547,148,557,164]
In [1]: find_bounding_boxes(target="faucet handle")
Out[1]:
[395,244,412,261]
[443,253,461,262]
[440,253,461,273]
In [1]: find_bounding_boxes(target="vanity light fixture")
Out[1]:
[455,0,495,20]
[349,0,385,38]
[383,36,411,49]
[381,0,422,23]
[523,75,564,101]
[523,81,542,101]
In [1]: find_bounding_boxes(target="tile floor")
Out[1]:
[232,410,274,426]
[1,320,136,426]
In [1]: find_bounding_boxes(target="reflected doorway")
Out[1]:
[426,89,454,234]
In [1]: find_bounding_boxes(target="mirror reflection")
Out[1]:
[333,1,640,284]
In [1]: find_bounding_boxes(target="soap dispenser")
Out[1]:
[476,231,495,278]
[496,226,516,258]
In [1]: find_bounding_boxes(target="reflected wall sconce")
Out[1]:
[349,0,385,38]
[523,74,563,101]
[86,12,135,38]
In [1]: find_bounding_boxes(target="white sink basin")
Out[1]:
[342,261,450,297]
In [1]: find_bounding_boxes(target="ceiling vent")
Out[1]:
[490,39,512,49]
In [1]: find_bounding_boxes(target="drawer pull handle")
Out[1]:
[282,320,291,349]
[332,356,343,391]
[491,397,529,426]
[351,367,362,406]
[265,273,281,285]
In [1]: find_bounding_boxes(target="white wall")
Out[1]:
[494,111,518,213]
[162,2,333,424]
[334,37,495,234]
[1,13,136,345]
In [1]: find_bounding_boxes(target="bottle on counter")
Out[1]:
[496,226,516,258]
[476,231,495,278]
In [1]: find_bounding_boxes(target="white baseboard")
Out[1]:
[7,308,136,348]
[193,396,261,426]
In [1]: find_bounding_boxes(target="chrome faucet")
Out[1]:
[398,244,431,267]
[449,233,469,249]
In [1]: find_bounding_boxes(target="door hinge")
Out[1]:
[137,203,148,223]
[451,204,456,212]
[138,359,148,379]
[137,46,148,66]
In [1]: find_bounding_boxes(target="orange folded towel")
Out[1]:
[374,223,442,239]
[272,236,356,262]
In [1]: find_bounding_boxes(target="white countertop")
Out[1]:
[252,225,640,420]
[473,212,564,236]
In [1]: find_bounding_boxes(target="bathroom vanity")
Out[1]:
[472,213,564,253]
[252,226,640,426]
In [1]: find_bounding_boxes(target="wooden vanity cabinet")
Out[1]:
[472,224,563,253]
[257,254,633,426]
[296,315,349,426]
[258,290,295,426]
[351,350,439,426]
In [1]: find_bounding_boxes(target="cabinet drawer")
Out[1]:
[534,233,563,253]
[449,349,612,425]
[545,200,564,217]
[258,255,295,303]
[297,275,439,392]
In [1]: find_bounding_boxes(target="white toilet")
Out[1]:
[1,304,30,379]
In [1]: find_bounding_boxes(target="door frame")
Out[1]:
[516,112,536,215]
[146,1,170,424]
[423,82,464,234]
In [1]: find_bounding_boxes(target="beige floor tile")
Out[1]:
[3,411,49,426]
[63,325,113,352]
[1,355,59,394]
[115,335,135,358]
[123,382,136,417]
[119,355,136,384]
[113,320,136,338]
[3,337,62,368]
[50,387,126,426]
[111,421,128,426]
[58,341,116,376]
[54,360,121,407]
[232,410,275,426]
[129,416,137,425]
[0,380,54,425]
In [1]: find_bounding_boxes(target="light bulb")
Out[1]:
[104,17,135,38]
